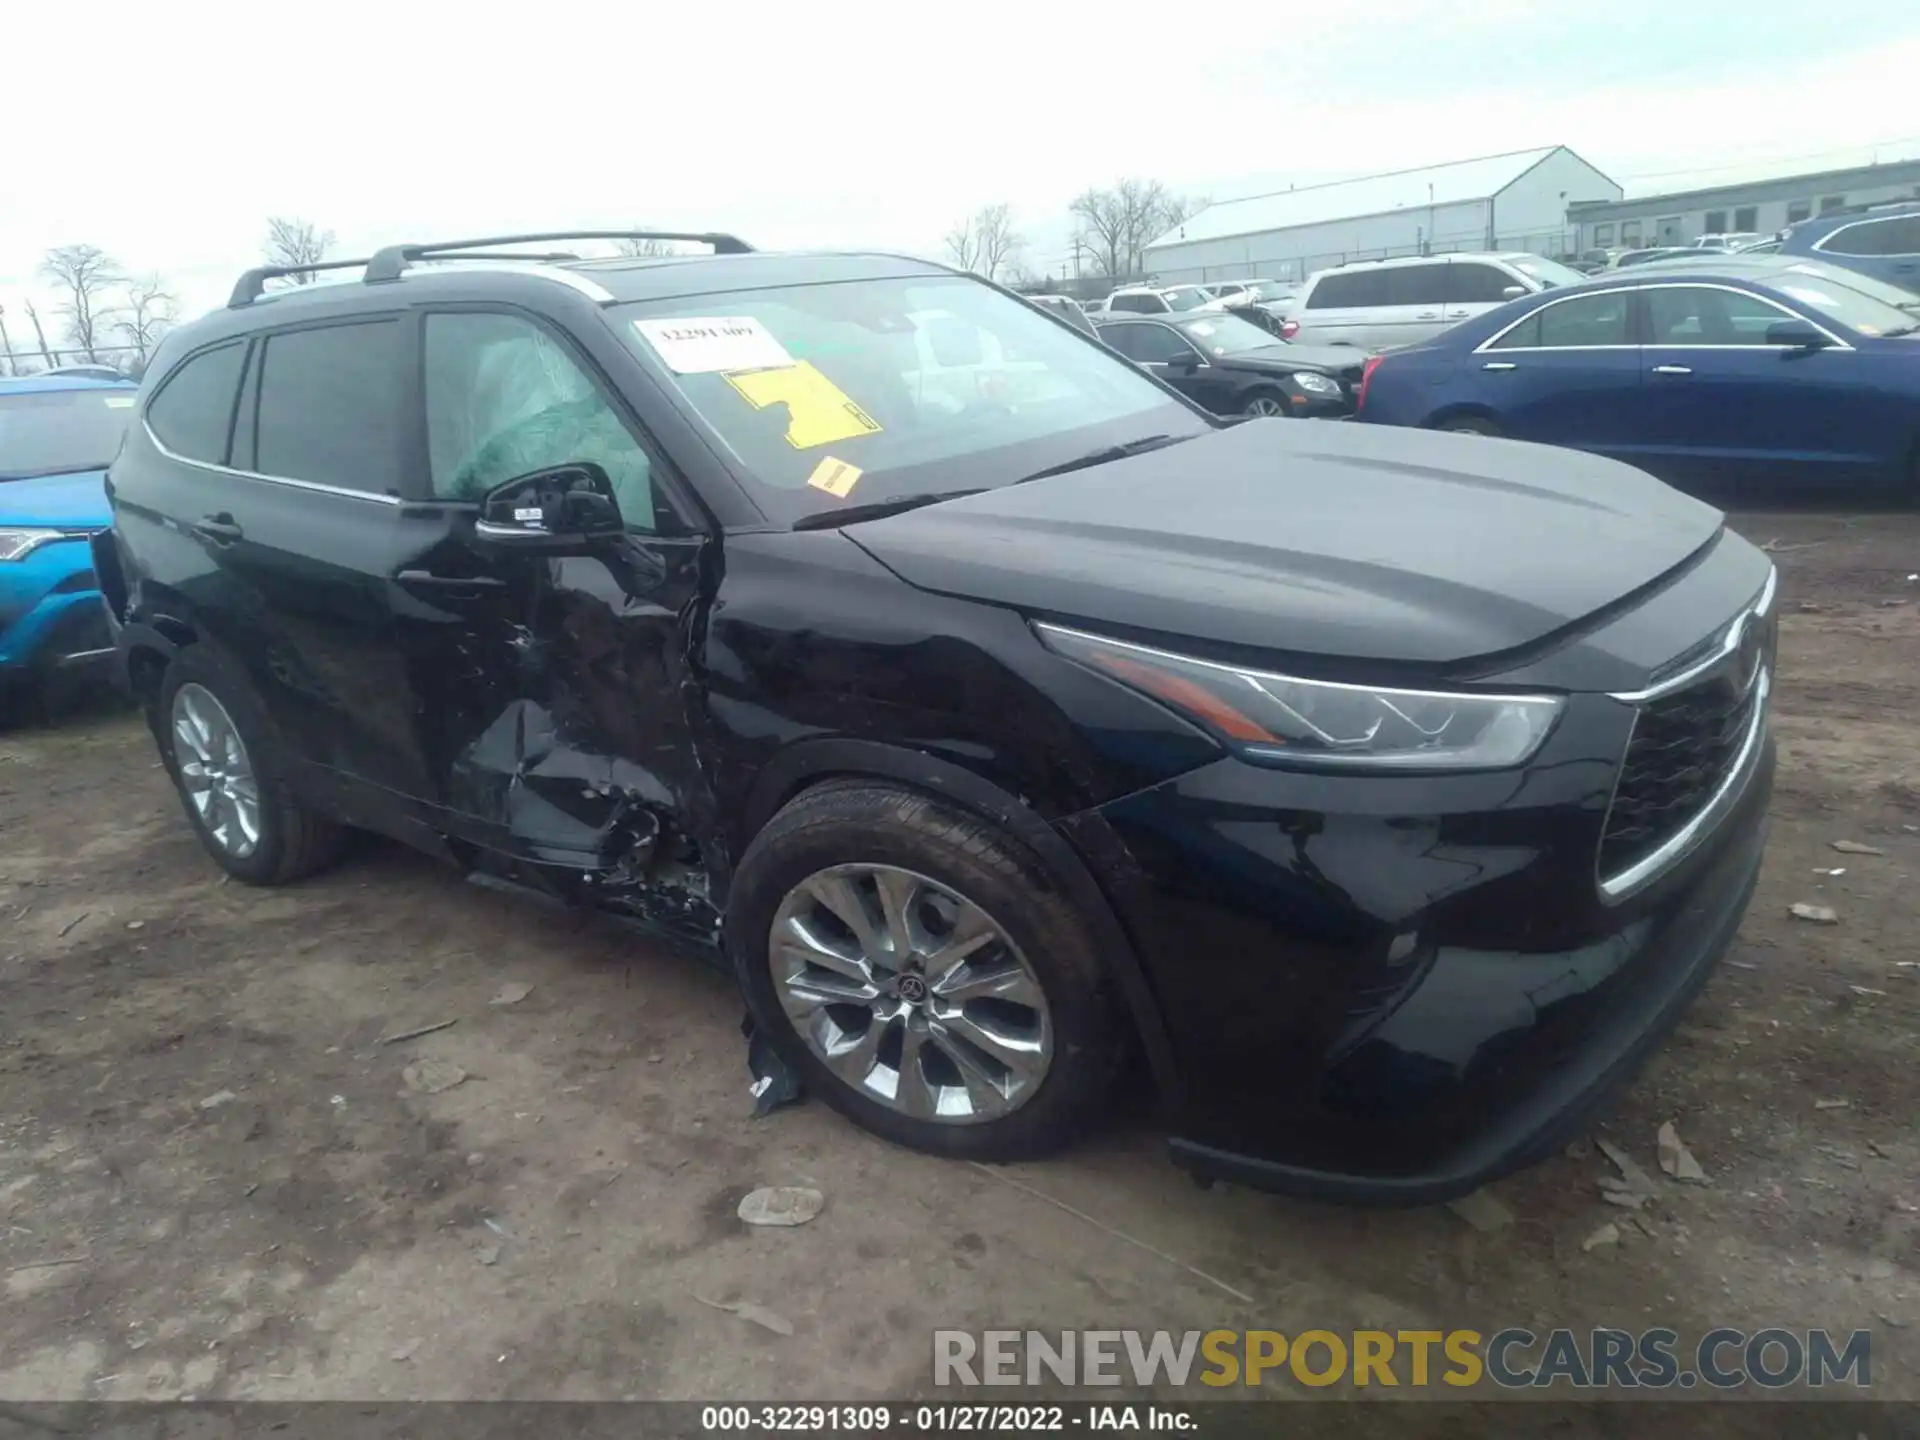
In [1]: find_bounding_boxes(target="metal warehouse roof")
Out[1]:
[1149,147,1564,249]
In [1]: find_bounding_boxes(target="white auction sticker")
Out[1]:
[633,316,792,374]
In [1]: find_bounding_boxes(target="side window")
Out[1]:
[1646,287,1793,346]
[145,342,246,464]
[1821,216,1920,257]
[1447,264,1522,304]
[1127,325,1196,364]
[1388,264,1449,306]
[1307,271,1389,309]
[1110,293,1153,314]
[255,321,401,494]
[1101,324,1145,360]
[1490,292,1630,349]
[423,312,660,534]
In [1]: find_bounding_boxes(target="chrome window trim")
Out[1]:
[141,419,404,506]
[1474,284,1638,353]
[1811,215,1920,261]
[1640,283,1852,351]
[1475,282,1852,354]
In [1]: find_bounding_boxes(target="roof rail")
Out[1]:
[363,230,753,284]
[228,256,374,308]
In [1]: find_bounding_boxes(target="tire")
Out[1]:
[156,645,346,886]
[1438,415,1501,437]
[1242,389,1290,419]
[727,781,1126,1161]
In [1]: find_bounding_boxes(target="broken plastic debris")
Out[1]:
[1814,1098,1851,1111]
[1581,1222,1621,1253]
[1597,1138,1660,1198]
[1830,840,1885,855]
[737,1186,825,1228]
[1446,1189,1513,1233]
[742,1011,803,1118]
[1657,1121,1708,1184]
[1789,902,1839,923]
[490,982,534,1007]
[198,1090,237,1111]
[693,1294,794,1336]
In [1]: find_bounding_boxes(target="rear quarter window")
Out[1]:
[1306,272,1390,309]
[145,342,247,464]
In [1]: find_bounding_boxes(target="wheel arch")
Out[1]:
[733,738,1183,1107]
[1426,402,1504,432]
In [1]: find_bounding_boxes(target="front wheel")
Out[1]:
[727,782,1126,1161]
[1243,389,1290,418]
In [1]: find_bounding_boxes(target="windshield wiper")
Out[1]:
[1881,323,1920,338]
[791,488,988,531]
[1012,433,1188,486]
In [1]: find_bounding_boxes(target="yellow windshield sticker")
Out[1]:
[806,456,863,498]
[726,361,882,449]
[103,396,136,408]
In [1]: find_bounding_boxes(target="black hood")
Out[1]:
[1214,341,1370,376]
[845,421,1724,666]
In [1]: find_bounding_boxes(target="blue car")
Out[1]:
[1777,201,1920,295]
[0,374,137,693]
[1355,255,1920,491]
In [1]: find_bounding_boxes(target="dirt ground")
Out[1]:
[1,508,1915,1411]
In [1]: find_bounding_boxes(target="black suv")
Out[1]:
[96,231,1775,1203]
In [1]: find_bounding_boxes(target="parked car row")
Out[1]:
[1355,254,1920,492]
[78,229,1778,1210]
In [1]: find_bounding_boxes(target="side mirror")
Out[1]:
[1765,319,1830,350]
[1165,350,1201,370]
[1501,284,1528,299]
[475,462,625,552]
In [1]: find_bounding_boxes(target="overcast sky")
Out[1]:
[4,0,1919,335]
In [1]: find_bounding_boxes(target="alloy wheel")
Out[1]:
[768,864,1053,1123]
[1245,395,1288,417]
[171,683,261,859]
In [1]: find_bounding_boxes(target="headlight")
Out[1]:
[1035,623,1564,771]
[1292,371,1343,395]
[0,528,64,562]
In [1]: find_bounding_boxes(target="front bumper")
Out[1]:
[0,536,112,676]
[1061,693,1773,1206]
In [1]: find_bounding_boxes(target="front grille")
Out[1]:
[1599,667,1763,879]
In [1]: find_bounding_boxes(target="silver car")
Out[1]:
[1279,252,1587,350]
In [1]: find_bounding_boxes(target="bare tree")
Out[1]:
[263,216,335,280]
[616,227,689,258]
[118,274,178,363]
[973,204,1023,282]
[1069,180,1197,279]
[944,205,1023,280]
[943,216,982,273]
[40,244,124,361]
[23,300,56,368]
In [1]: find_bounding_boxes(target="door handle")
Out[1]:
[396,569,507,593]
[1446,310,1470,318]
[1651,364,1693,376]
[1481,361,1518,371]
[1416,312,1439,319]
[192,514,243,543]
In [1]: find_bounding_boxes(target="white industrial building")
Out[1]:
[1142,146,1622,286]
[1567,158,1920,250]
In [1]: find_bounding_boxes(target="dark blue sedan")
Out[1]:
[1356,256,1920,492]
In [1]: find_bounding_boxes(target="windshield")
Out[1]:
[1162,287,1214,311]
[1505,255,1588,289]
[616,275,1205,523]
[1174,314,1288,357]
[1773,272,1920,337]
[0,387,136,480]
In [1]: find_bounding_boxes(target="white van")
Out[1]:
[1279,253,1586,350]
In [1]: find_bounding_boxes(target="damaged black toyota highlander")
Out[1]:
[95,232,1774,1204]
